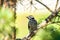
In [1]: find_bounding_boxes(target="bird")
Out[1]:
[27,15,37,34]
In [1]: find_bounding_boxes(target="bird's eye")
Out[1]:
[32,18,34,19]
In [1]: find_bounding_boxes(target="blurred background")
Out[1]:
[0,0,60,40]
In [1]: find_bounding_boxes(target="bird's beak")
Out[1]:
[26,17,28,18]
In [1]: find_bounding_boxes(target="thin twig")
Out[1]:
[35,0,53,12]
[55,0,59,11]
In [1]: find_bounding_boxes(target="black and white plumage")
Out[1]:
[27,15,37,33]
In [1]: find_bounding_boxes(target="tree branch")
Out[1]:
[21,7,60,40]
[21,0,60,40]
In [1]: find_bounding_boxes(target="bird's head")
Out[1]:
[26,15,34,20]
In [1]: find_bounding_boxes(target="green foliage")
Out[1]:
[0,7,14,39]
[51,12,60,23]
[37,13,50,24]
[32,23,60,40]
[0,7,60,40]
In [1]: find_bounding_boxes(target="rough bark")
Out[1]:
[12,27,16,40]
[11,0,17,40]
